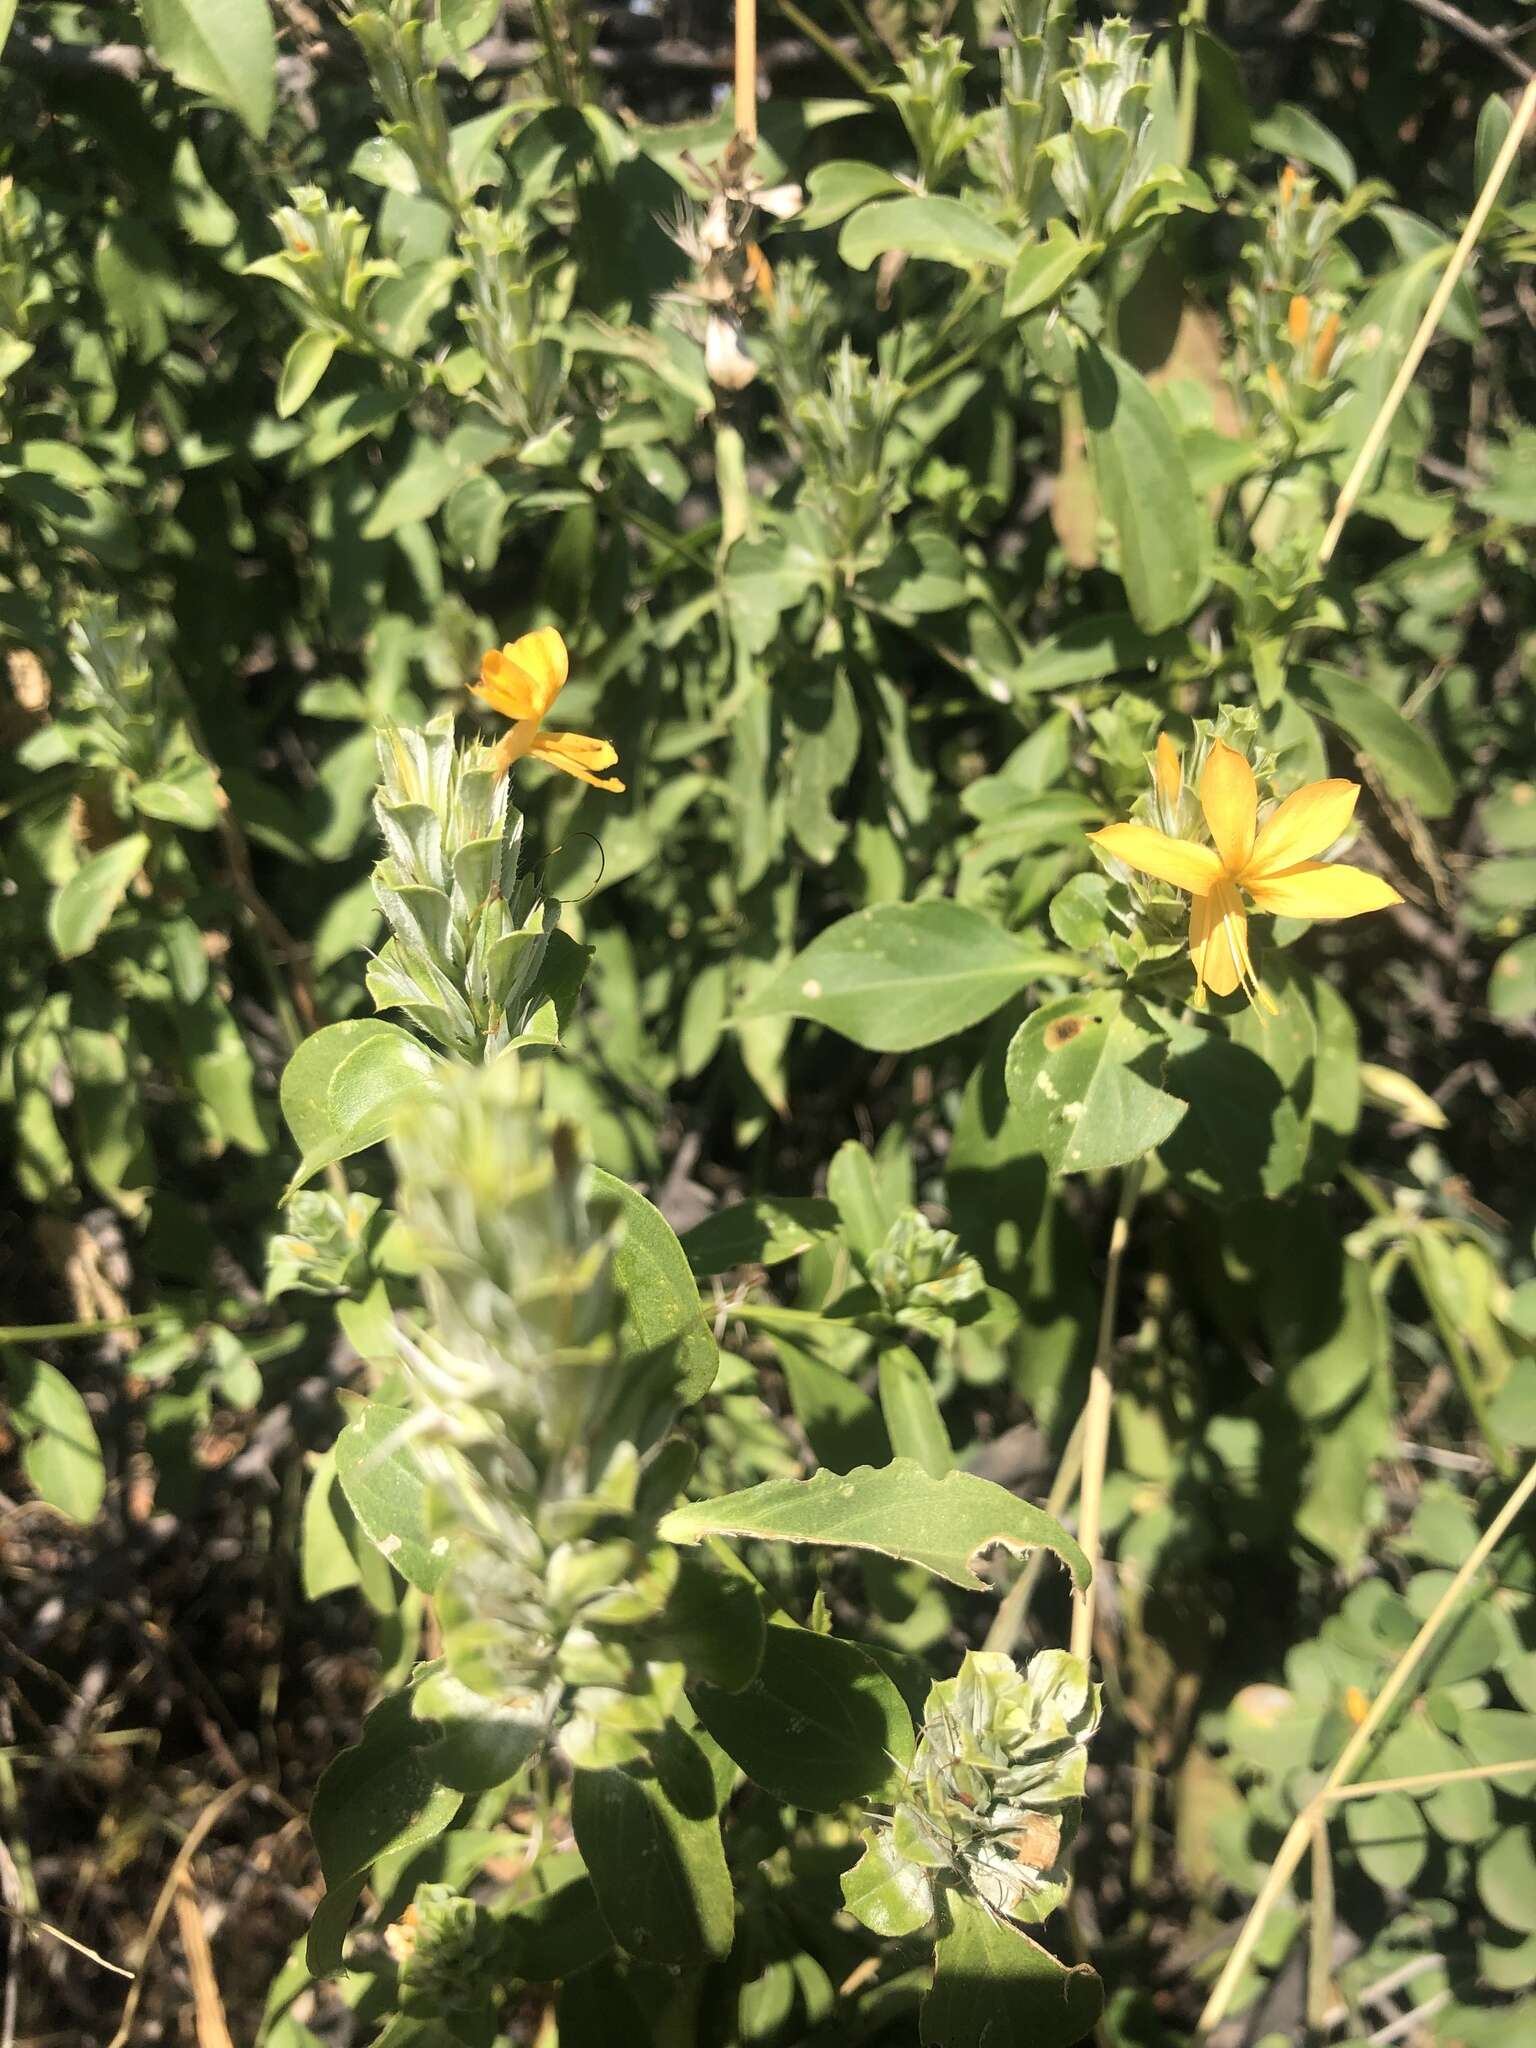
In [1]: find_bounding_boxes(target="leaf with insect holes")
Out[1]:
[659,1459,1088,1591]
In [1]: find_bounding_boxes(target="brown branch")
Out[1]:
[1400,0,1536,81]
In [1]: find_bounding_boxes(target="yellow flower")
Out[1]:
[1089,737,1403,1010]
[471,627,624,793]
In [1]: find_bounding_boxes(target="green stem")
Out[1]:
[774,0,877,95]
[1407,1236,1511,1477]
[726,1299,857,1334]
[828,0,889,74]
[0,1311,174,1342]
[1345,1168,1512,1478]
[1178,0,1210,167]
[903,327,991,404]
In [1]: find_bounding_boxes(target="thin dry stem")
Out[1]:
[1327,1755,1536,1802]
[983,1407,1088,1654]
[106,1781,248,2048]
[1307,1816,1336,2042]
[174,1878,236,2048]
[1069,1162,1145,1665]
[1196,1455,1536,2035]
[735,0,758,146]
[1319,74,1536,566]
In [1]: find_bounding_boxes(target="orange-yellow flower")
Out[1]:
[1089,738,1403,1010]
[471,628,624,793]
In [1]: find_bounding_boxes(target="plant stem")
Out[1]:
[1070,1159,1146,1666]
[736,0,758,146]
[1177,0,1209,167]
[0,1311,173,1342]
[1306,1814,1335,2044]
[1404,1236,1513,1478]
[1327,1755,1536,1802]
[1345,1167,1511,1477]
[983,1405,1087,1653]
[774,0,876,96]
[1318,72,1536,567]
[1196,1453,1536,2035]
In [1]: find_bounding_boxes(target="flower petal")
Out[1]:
[1088,823,1222,896]
[1189,878,1248,999]
[1155,733,1182,810]
[530,728,625,792]
[1248,778,1359,878]
[1244,860,1402,920]
[1199,742,1258,874]
[473,628,570,721]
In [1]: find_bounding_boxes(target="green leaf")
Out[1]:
[310,1684,462,1888]
[306,1872,367,1977]
[139,0,278,140]
[862,527,970,617]
[1295,667,1455,818]
[277,330,338,418]
[4,1353,105,1523]
[739,903,1066,1053]
[1160,1035,1300,1203]
[1476,94,1518,210]
[877,1346,951,1479]
[839,196,1015,273]
[49,833,150,960]
[659,1458,1089,1592]
[1344,1789,1427,1890]
[800,160,905,230]
[591,1169,717,1410]
[1490,935,1536,1022]
[1003,224,1092,318]
[1479,1826,1536,1935]
[179,989,268,1155]
[1252,103,1357,192]
[1078,341,1207,634]
[412,1666,548,1793]
[841,1828,935,1937]
[571,1722,735,1963]
[776,1334,889,1471]
[132,755,221,829]
[680,1196,840,1276]
[280,1018,439,1192]
[0,4,17,58]
[1010,615,1185,696]
[922,1891,1104,2048]
[828,1139,899,1259]
[692,1622,914,1811]
[333,1397,449,1595]
[361,421,507,539]
[1004,993,1187,1177]
[647,1552,766,1692]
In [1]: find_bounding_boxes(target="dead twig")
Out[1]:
[1399,0,1535,81]
[173,1879,237,2048]
[105,1780,249,2048]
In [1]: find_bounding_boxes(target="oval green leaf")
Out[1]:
[659,1457,1088,1591]
[692,1623,914,1811]
[1077,341,1208,634]
[738,902,1067,1053]
[839,196,1015,273]
[49,833,150,960]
